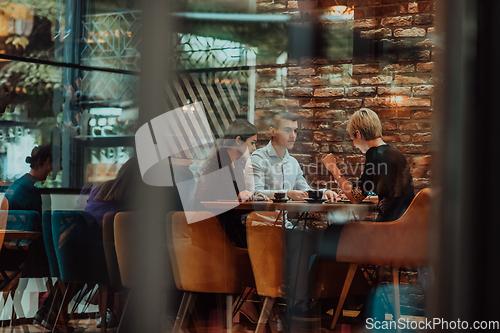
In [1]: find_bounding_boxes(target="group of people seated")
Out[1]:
[1,106,415,329]
[195,108,414,245]
[193,108,415,321]
[2,145,139,331]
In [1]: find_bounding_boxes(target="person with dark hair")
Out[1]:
[5,145,53,215]
[85,157,140,228]
[3,146,75,332]
[194,118,266,248]
[194,118,265,323]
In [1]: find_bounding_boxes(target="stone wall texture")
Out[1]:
[254,0,434,192]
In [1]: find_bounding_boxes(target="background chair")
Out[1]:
[101,211,124,325]
[0,210,42,326]
[166,211,254,333]
[51,210,110,333]
[246,211,285,333]
[330,188,431,330]
[114,211,174,333]
[102,212,122,290]
[0,210,40,296]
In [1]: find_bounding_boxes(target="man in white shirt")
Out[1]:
[245,111,336,202]
[245,111,336,316]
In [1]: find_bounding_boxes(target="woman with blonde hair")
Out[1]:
[322,108,414,221]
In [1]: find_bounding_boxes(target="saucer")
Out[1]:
[272,198,289,203]
[304,198,325,204]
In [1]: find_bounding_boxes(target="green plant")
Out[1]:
[0,61,62,119]
[0,0,57,22]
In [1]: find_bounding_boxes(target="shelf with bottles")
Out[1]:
[85,146,135,184]
[75,105,137,146]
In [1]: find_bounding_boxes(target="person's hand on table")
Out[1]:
[238,190,254,202]
[324,190,338,202]
[337,190,347,200]
[253,193,271,202]
[322,153,342,179]
[287,190,308,201]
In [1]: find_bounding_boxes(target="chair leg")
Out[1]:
[378,266,386,286]
[187,295,202,333]
[100,285,108,333]
[330,263,358,330]
[392,267,401,333]
[256,297,275,333]
[52,283,69,333]
[173,292,195,333]
[271,305,285,333]
[116,292,130,333]
[226,294,233,333]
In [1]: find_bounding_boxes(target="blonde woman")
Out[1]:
[322,108,414,222]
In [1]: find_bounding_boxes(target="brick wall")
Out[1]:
[254,0,434,192]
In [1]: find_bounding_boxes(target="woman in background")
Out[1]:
[84,157,140,228]
[194,118,265,324]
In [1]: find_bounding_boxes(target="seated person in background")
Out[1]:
[315,109,415,313]
[84,157,140,228]
[322,108,414,223]
[194,118,266,249]
[245,111,336,315]
[83,157,140,328]
[245,110,336,203]
[5,145,53,216]
[4,146,75,332]
[194,118,265,323]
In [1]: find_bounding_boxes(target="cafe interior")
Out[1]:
[0,0,498,332]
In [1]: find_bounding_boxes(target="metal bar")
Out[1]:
[191,75,224,137]
[215,76,236,121]
[205,75,230,129]
[225,80,241,114]
[0,54,140,76]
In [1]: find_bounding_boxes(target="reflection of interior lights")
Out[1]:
[87,39,95,43]
[390,96,404,105]
[127,31,132,38]
[327,6,354,19]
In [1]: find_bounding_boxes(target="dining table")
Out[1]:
[200,198,376,332]
[0,230,42,325]
[200,199,375,224]
[2,230,42,243]
[1,230,42,290]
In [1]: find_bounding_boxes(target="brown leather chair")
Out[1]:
[102,212,122,289]
[245,211,285,333]
[167,211,254,333]
[113,211,139,333]
[330,188,431,330]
